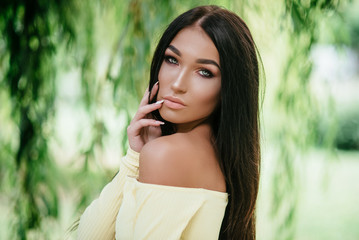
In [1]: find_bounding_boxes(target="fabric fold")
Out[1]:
[77,148,228,240]
[77,147,140,240]
[116,177,228,240]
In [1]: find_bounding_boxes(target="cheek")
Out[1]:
[202,93,220,109]
[156,66,164,99]
[193,85,221,113]
[158,63,165,83]
[196,81,221,105]
[157,64,171,95]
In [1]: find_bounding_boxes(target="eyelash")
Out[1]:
[199,69,213,78]
[164,55,178,65]
[164,55,214,79]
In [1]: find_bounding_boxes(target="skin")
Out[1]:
[127,25,226,192]
[157,25,221,132]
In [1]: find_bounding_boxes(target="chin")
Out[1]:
[159,108,181,124]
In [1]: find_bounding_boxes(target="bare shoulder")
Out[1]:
[139,133,226,192]
[138,133,195,187]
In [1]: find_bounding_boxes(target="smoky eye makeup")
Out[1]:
[164,55,178,65]
[198,63,220,78]
[198,69,214,78]
[163,47,219,78]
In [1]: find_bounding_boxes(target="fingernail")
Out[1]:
[155,100,164,104]
[155,81,159,85]
[156,121,165,125]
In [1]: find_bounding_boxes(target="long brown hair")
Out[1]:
[149,5,261,239]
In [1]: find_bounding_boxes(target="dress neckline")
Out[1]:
[126,176,228,199]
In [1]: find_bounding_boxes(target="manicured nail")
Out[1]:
[155,100,164,104]
[156,121,165,125]
[155,81,159,85]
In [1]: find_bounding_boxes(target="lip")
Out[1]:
[162,96,186,109]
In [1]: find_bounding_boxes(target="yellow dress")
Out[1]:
[77,148,228,240]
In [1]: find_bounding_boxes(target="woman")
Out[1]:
[77,5,261,240]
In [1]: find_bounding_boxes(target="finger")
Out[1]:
[128,119,164,135]
[139,81,159,107]
[132,100,164,122]
[149,81,159,102]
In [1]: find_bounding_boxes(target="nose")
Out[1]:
[171,68,188,93]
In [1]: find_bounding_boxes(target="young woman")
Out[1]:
[77,5,261,240]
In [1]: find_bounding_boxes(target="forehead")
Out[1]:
[169,26,219,62]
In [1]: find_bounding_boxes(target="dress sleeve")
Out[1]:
[77,147,139,240]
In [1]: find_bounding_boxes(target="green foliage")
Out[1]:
[317,0,359,50]
[270,0,348,238]
[0,0,75,238]
[334,108,359,150]
[0,0,357,239]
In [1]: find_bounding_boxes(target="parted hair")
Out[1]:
[148,5,261,240]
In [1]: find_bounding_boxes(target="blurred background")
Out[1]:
[0,0,358,239]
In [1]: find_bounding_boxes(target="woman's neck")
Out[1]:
[175,121,214,142]
[176,118,211,134]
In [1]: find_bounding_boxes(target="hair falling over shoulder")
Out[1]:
[149,5,262,239]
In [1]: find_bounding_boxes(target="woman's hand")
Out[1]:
[127,82,164,152]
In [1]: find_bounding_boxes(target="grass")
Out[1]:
[257,149,359,240]
[297,150,359,240]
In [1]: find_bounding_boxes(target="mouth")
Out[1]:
[162,96,186,109]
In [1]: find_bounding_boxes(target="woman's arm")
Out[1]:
[77,147,139,240]
[77,83,164,239]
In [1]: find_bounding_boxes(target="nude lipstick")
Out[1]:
[163,96,186,110]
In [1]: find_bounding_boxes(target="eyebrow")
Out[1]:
[168,45,181,56]
[196,59,221,70]
[167,44,221,70]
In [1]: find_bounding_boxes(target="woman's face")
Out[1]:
[157,25,221,132]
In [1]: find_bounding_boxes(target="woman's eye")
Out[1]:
[164,56,178,65]
[199,69,213,78]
